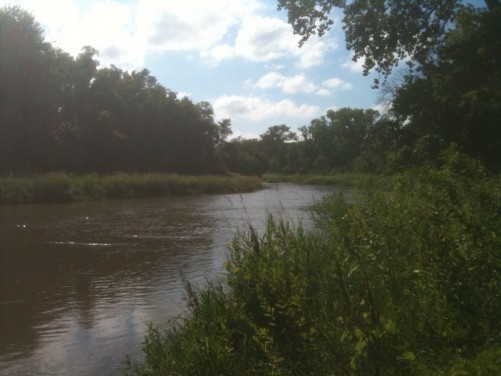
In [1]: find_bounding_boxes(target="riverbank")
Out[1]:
[0,172,262,204]
[262,172,388,187]
[124,166,501,375]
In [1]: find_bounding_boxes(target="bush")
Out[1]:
[124,165,501,375]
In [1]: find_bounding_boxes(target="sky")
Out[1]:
[1,0,383,139]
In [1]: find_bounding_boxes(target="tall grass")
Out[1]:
[123,162,501,375]
[262,172,389,188]
[0,173,262,204]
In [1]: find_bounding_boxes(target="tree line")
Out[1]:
[1,2,500,178]
[1,6,231,175]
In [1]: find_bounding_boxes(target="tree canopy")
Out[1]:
[278,0,498,85]
[0,5,231,175]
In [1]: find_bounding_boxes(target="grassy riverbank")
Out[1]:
[124,162,501,375]
[0,173,262,204]
[262,172,388,188]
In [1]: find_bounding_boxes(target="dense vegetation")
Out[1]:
[123,154,500,375]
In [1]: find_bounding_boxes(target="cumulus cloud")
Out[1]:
[3,0,146,70]
[1,0,337,70]
[316,88,331,96]
[234,15,334,68]
[251,72,353,96]
[212,95,320,122]
[254,72,316,94]
[1,0,260,69]
[200,44,235,64]
[138,0,258,52]
[372,101,392,114]
[342,56,366,73]
[322,77,353,90]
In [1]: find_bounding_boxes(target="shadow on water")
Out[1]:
[0,183,349,375]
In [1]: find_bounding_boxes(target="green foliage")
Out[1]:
[0,173,262,205]
[124,163,501,375]
[392,7,501,171]
[277,0,494,85]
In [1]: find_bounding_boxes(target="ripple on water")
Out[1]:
[50,241,114,247]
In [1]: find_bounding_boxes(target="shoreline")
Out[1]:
[0,172,263,205]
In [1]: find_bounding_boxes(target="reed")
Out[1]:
[0,173,262,204]
[262,172,389,188]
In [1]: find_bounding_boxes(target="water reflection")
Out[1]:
[0,183,343,375]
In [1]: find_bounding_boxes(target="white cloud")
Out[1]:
[200,44,235,65]
[4,0,146,70]
[322,77,353,90]
[234,15,334,68]
[251,72,352,96]
[342,56,366,73]
[1,0,337,70]
[1,0,261,69]
[212,95,320,122]
[137,0,256,52]
[176,92,191,100]
[372,101,392,114]
[234,16,294,63]
[254,72,316,94]
[316,88,331,96]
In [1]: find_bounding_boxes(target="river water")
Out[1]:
[0,183,344,375]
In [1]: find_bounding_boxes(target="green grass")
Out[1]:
[123,162,501,375]
[0,172,262,204]
[262,172,390,188]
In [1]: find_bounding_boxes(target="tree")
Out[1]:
[302,108,379,171]
[260,125,297,172]
[0,6,57,172]
[0,6,230,175]
[215,118,233,146]
[279,0,501,171]
[391,7,501,170]
[221,137,268,176]
[278,0,497,86]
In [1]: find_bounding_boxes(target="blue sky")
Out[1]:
[2,0,384,138]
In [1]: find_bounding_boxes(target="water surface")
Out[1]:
[0,183,344,375]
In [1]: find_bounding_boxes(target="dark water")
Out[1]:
[0,183,344,375]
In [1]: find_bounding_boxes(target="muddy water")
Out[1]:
[0,183,345,375]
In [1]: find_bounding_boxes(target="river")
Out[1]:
[0,183,346,375]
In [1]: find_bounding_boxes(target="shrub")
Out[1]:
[124,165,500,375]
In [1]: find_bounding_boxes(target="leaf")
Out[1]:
[384,319,397,334]
[355,339,367,352]
[354,327,364,338]
[403,351,416,361]
[350,357,357,370]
